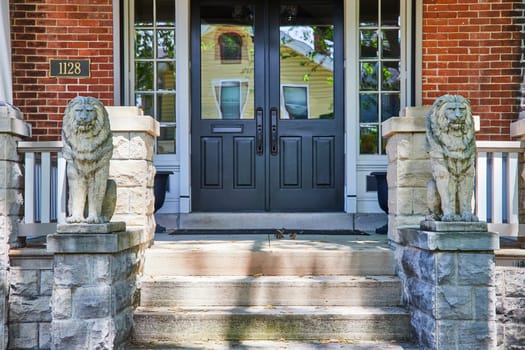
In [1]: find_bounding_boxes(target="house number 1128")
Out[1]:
[49,59,90,78]
[58,62,82,75]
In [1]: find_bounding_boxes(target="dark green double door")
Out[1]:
[191,0,344,211]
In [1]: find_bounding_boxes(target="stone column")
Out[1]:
[0,104,30,349]
[47,223,146,350]
[393,222,499,350]
[382,107,431,241]
[106,106,159,245]
[509,120,525,246]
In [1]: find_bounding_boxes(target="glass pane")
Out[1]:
[359,94,378,123]
[381,0,400,26]
[135,0,153,26]
[157,94,176,122]
[157,62,175,90]
[382,61,400,91]
[360,30,378,58]
[200,5,254,120]
[360,125,379,154]
[157,126,176,154]
[156,0,175,26]
[135,94,154,117]
[382,29,400,59]
[280,3,334,120]
[359,0,378,27]
[381,93,400,121]
[158,30,175,59]
[360,62,378,91]
[135,62,154,90]
[135,30,154,59]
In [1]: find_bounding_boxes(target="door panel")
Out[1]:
[192,0,343,212]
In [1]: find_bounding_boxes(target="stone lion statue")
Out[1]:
[426,94,478,222]
[62,96,115,224]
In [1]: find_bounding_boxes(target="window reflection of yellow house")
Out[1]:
[200,25,334,120]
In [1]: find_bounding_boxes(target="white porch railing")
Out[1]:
[17,141,66,236]
[14,140,525,237]
[476,141,524,237]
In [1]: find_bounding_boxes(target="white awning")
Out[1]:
[0,0,12,103]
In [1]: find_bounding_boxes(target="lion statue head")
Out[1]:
[426,94,476,160]
[425,94,478,222]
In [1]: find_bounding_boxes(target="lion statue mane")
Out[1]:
[426,94,478,222]
[62,96,115,224]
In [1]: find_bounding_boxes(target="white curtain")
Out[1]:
[0,0,12,103]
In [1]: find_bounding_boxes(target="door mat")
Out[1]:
[168,229,369,236]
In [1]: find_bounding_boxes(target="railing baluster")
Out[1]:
[24,152,36,224]
[507,152,519,224]
[477,151,488,222]
[57,152,67,223]
[492,152,504,225]
[40,152,52,223]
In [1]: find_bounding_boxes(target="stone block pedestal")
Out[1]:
[393,221,499,350]
[47,223,142,350]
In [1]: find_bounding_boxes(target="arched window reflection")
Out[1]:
[219,33,242,63]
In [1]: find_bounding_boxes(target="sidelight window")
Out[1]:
[133,0,176,154]
[358,0,401,155]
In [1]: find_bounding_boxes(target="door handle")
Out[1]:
[256,107,264,155]
[270,107,278,156]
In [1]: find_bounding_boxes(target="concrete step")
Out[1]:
[139,275,402,307]
[132,306,411,343]
[127,340,418,349]
[144,235,395,276]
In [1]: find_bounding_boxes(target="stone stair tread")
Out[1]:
[135,305,409,316]
[127,340,418,349]
[144,238,396,276]
[141,275,400,282]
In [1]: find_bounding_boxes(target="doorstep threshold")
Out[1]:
[156,212,387,232]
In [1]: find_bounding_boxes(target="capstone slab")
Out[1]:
[56,221,126,234]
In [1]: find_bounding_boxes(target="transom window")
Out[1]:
[133,0,176,154]
[358,0,401,155]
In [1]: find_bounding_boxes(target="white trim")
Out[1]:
[344,0,359,213]
[112,0,121,104]
[415,0,423,106]
[0,0,12,103]
[176,0,191,213]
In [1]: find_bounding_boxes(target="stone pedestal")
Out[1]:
[382,109,430,241]
[0,105,31,349]
[106,106,160,245]
[510,119,525,244]
[47,223,143,350]
[393,221,499,350]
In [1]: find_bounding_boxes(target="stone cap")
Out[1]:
[510,118,525,139]
[382,116,426,138]
[0,116,31,137]
[420,220,488,232]
[47,226,145,254]
[56,222,126,234]
[106,106,160,137]
[0,101,23,119]
[396,227,500,251]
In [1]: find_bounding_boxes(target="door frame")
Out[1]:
[124,0,418,213]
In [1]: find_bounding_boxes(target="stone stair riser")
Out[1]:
[144,251,395,276]
[139,277,402,307]
[133,309,411,342]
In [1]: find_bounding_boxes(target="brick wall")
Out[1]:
[422,0,522,141]
[10,1,114,141]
